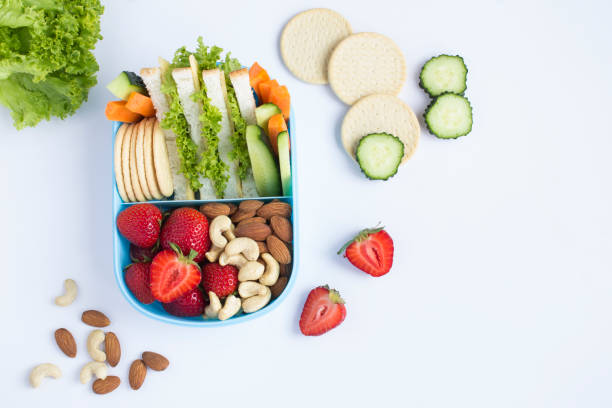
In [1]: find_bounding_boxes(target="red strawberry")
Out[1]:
[116,204,162,248]
[299,286,346,336]
[124,262,155,305]
[160,207,210,263]
[162,286,205,317]
[150,243,201,302]
[201,263,238,298]
[130,243,159,263]
[337,226,394,277]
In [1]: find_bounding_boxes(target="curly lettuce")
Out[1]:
[0,0,103,129]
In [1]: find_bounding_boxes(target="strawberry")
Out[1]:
[337,226,394,277]
[201,263,238,298]
[160,207,210,263]
[124,262,155,305]
[150,243,201,303]
[116,204,162,248]
[299,286,346,336]
[130,242,159,263]
[162,286,205,317]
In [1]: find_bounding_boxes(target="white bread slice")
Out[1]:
[229,68,258,197]
[140,67,194,200]
[172,67,216,199]
[202,68,242,198]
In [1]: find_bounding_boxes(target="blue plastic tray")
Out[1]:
[112,112,297,327]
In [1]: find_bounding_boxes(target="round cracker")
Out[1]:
[143,118,163,199]
[121,124,137,202]
[135,119,153,200]
[328,32,406,105]
[280,8,352,84]
[129,121,147,202]
[152,119,174,197]
[114,123,130,202]
[341,94,420,164]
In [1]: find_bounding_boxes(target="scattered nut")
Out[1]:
[257,202,291,219]
[92,376,120,394]
[82,310,110,327]
[199,202,231,218]
[239,200,264,212]
[142,352,169,371]
[204,291,222,319]
[30,363,62,388]
[238,261,265,282]
[266,235,292,264]
[54,328,77,358]
[270,215,293,243]
[80,361,107,384]
[105,332,121,367]
[218,295,241,321]
[235,222,272,241]
[270,276,289,299]
[242,286,271,313]
[55,278,77,306]
[259,253,280,286]
[237,216,266,227]
[129,359,147,390]
[87,329,106,362]
[256,241,268,254]
[224,237,259,261]
[231,209,256,223]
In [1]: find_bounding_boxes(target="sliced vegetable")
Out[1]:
[125,92,155,117]
[259,79,279,104]
[419,55,467,97]
[269,85,290,121]
[424,93,473,139]
[105,101,142,122]
[255,103,282,137]
[249,62,270,101]
[356,133,404,180]
[267,113,288,155]
[107,71,147,100]
[245,125,282,197]
[277,131,292,196]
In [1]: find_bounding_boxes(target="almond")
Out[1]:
[54,328,76,358]
[93,376,120,394]
[105,332,121,367]
[256,241,268,254]
[142,351,169,371]
[129,359,147,390]
[270,216,293,243]
[266,235,292,264]
[279,263,291,277]
[231,209,255,223]
[82,310,110,327]
[239,200,264,212]
[227,203,238,215]
[257,202,291,220]
[235,222,272,241]
[199,203,231,219]
[270,277,288,298]
[237,216,266,227]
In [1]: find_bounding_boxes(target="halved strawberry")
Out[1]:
[299,286,346,336]
[338,226,394,277]
[150,243,201,303]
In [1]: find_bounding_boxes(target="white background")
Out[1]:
[1,0,611,406]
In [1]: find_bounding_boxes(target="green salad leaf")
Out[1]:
[0,0,104,129]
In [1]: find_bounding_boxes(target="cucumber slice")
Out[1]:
[419,55,467,97]
[246,125,282,197]
[356,133,404,180]
[255,103,282,132]
[107,71,147,100]
[425,93,473,139]
[277,131,291,195]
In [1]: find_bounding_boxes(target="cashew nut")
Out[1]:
[205,245,224,262]
[238,261,265,282]
[30,363,62,388]
[238,281,268,298]
[223,223,236,241]
[87,330,106,362]
[204,291,222,319]
[224,237,259,261]
[209,216,233,248]
[242,286,271,313]
[219,252,248,268]
[54,278,77,306]
[218,295,241,321]
[259,253,280,286]
[80,361,107,384]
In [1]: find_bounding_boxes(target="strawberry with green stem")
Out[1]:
[150,243,202,303]
[338,225,394,277]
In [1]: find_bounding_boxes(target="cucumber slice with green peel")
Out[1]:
[255,103,282,132]
[107,71,147,100]
[425,93,473,139]
[246,125,282,197]
[356,133,404,180]
[419,55,467,97]
[277,131,291,195]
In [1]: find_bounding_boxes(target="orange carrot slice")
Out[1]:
[249,62,270,101]
[269,85,290,121]
[105,100,142,122]
[267,113,288,156]
[125,92,155,117]
[259,79,279,104]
